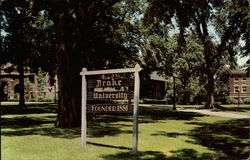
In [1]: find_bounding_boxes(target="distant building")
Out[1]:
[229,67,250,101]
[0,63,58,101]
[141,71,167,100]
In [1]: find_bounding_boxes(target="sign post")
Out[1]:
[133,64,140,153]
[80,64,142,153]
[81,68,87,147]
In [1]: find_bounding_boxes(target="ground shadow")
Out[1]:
[167,148,228,160]
[101,151,168,160]
[1,125,81,139]
[1,111,81,138]
[1,104,81,138]
[151,131,186,138]
[1,115,56,129]
[140,107,205,122]
[188,118,250,159]
[88,141,168,160]
[86,107,204,138]
[3,103,248,159]
[1,103,57,115]
[1,104,205,140]
[88,141,131,150]
[100,148,226,160]
[149,118,250,159]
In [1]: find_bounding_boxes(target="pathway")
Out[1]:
[178,108,249,119]
[141,104,249,119]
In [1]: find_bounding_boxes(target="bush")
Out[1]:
[142,98,166,104]
[243,98,250,104]
[225,97,244,104]
[26,98,54,102]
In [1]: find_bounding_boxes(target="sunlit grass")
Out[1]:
[1,103,249,160]
[1,101,53,105]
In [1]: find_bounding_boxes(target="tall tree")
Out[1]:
[1,0,54,106]
[2,0,143,126]
[33,0,142,127]
[167,33,204,104]
[145,0,249,108]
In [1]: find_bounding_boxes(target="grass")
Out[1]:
[1,101,53,105]
[1,103,250,160]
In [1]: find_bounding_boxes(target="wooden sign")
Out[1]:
[80,64,142,153]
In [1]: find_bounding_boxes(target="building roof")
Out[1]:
[0,64,35,78]
[150,71,167,81]
[231,67,249,76]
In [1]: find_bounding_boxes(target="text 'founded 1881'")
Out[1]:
[87,104,133,113]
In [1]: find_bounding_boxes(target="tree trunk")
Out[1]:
[18,64,25,107]
[181,79,189,105]
[54,8,82,127]
[205,73,215,109]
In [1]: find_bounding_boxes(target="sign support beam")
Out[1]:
[81,68,87,147]
[132,64,141,153]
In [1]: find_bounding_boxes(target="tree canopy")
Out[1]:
[144,0,249,108]
[1,0,249,126]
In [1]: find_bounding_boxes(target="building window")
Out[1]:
[234,86,240,93]
[242,77,247,81]
[234,77,239,81]
[242,86,247,93]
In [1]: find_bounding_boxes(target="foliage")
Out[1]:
[214,66,231,103]
[2,0,249,126]
[1,0,54,71]
[24,77,33,95]
[168,33,205,104]
[144,0,249,108]
[243,98,250,104]
[141,98,166,104]
[37,68,46,97]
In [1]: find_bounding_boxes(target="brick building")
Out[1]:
[229,67,250,101]
[0,64,58,101]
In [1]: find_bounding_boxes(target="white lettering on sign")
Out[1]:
[93,92,128,100]
[96,79,122,88]
[90,104,129,112]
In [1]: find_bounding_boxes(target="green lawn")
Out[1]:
[1,103,249,160]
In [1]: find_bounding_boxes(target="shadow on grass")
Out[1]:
[149,118,250,159]
[2,125,81,139]
[188,118,250,160]
[3,103,248,159]
[139,107,205,122]
[88,142,131,150]
[1,115,56,129]
[101,151,168,160]
[151,131,186,138]
[1,104,205,140]
[87,140,232,160]
[100,149,227,160]
[1,104,81,138]
[1,103,57,115]
[86,107,204,138]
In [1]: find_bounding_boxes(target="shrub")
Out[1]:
[142,98,166,104]
[243,98,250,104]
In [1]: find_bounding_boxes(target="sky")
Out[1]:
[237,55,249,66]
